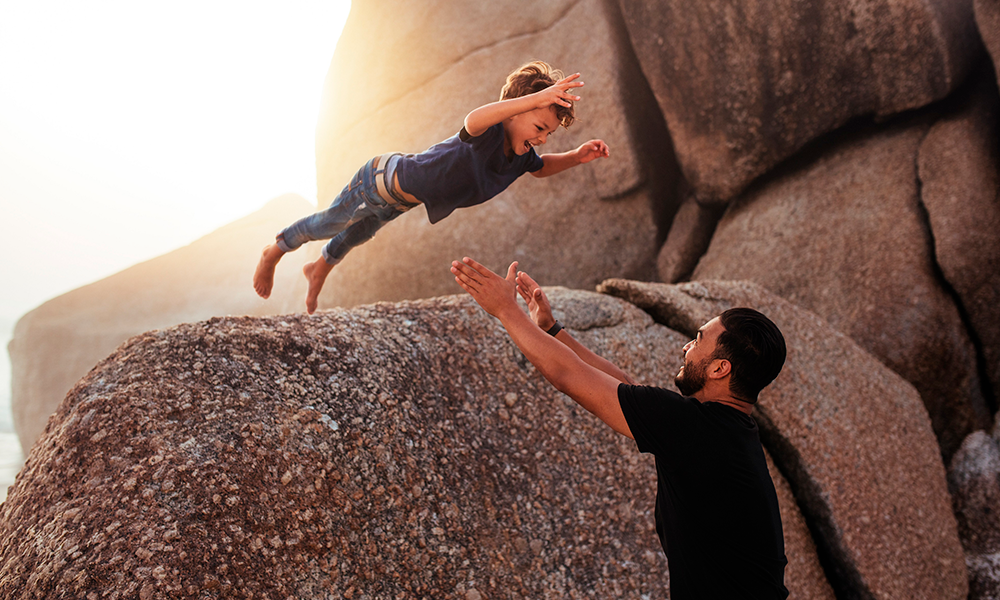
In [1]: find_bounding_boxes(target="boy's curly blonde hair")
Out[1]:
[500,61,576,129]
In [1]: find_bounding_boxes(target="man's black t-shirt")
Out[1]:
[618,384,789,599]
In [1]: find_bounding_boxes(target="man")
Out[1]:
[451,257,789,599]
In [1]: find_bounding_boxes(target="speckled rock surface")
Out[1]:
[764,449,835,600]
[967,553,1000,600]
[597,279,968,599]
[309,0,677,312]
[0,290,684,599]
[918,69,1000,401]
[0,286,841,598]
[617,0,980,202]
[977,0,1000,84]
[689,118,990,460]
[8,195,316,456]
[655,196,724,284]
[948,429,1000,598]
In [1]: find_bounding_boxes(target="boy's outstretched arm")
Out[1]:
[532,139,610,178]
[464,73,583,137]
[515,270,635,385]
[451,257,633,439]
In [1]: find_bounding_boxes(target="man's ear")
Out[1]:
[709,358,732,380]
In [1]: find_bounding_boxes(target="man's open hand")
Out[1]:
[451,257,520,319]
[516,270,556,331]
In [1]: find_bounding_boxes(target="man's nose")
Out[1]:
[682,340,693,354]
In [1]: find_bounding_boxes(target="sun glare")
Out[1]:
[0,0,351,319]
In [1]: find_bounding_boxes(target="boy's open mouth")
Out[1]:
[524,141,532,153]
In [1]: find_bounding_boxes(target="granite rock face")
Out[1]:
[949,429,1000,599]
[978,0,1000,84]
[0,291,682,599]
[689,118,991,459]
[949,430,1000,553]
[918,69,1000,401]
[598,279,968,599]
[0,289,840,597]
[308,0,679,311]
[617,0,981,202]
[655,196,725,284]
[8,194,315,454]
[765,449,836,600]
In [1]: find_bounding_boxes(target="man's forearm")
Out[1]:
[497,306,584,392]
[554,330,636,385]
[451,257,633,438]
[496,305,632,437]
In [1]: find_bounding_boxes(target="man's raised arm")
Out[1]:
[512,270,636,385]
[451,257,633,439]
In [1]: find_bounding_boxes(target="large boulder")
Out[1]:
[765,449,836,600]
[977,0,1000,84]
[689,118,991,459]
[918,68,1000,401]
[655,195,725,283]
[0,291,677,598]
[598,279,968,599]
[8,194,315,455]
[308,0,680,311]
[617,0,981,202]
[0,289,836,597]
[949,428,1000,598]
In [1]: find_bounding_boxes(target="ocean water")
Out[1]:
[1,319,25,504]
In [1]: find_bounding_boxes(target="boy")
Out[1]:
[253,61,610,314]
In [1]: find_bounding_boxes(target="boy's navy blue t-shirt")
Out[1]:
[395,122,544,224]
[618,383,789,600]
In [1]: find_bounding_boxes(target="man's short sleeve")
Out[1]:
[618,383,702,459]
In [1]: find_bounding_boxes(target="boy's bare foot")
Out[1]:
[254,244,286,299]
[303,257,335,314]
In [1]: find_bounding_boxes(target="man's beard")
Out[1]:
[675,356,710,396]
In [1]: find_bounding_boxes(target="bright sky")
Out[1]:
[0,0,352,323]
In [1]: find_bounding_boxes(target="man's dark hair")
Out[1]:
[712,308,786,402]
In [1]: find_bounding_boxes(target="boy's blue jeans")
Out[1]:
[276,154,415,264]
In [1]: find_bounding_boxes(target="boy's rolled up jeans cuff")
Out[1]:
[320,245,345,266]
[275,230,302,253]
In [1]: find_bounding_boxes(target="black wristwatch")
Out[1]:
[545,321,563,336]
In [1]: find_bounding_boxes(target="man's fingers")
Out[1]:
[517,271,540,290]
[505,261,518,282]
[452,273,478,291]
[451,262,483,289]
[452,259,484,280]
[461,256,494,278]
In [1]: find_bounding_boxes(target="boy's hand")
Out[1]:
[515,270,556,331]
[535,73,584,109]
[575,139,610,164]
[451,257,520,320]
